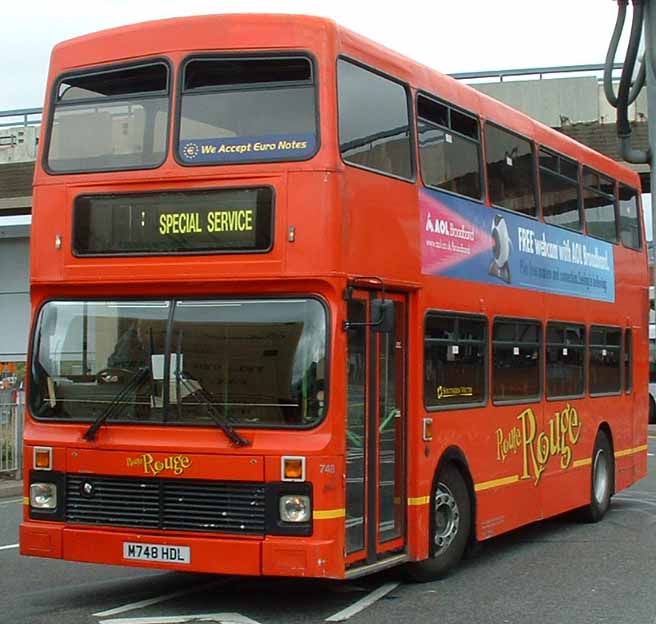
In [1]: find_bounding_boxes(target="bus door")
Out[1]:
[345,291,407,567]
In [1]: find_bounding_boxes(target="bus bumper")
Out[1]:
[20,522,341,578]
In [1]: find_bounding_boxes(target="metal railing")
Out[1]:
[449,62,624,83]
[0,107,42,129]
[0,396,23,477]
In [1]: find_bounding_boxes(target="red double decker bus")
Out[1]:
[21,14,648,581]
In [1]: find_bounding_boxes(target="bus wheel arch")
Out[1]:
[404,447,475,582]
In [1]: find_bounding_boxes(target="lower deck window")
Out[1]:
[589,325,622,395]
[546,323,585,398]
[424,313,486,408]
[493,319,541,402]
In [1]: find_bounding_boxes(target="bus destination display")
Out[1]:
[74,187,273,255]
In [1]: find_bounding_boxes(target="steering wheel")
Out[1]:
[95,368,133,384]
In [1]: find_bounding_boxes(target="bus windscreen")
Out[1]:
[30,298,327,428]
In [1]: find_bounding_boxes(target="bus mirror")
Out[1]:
[372,299,395,333]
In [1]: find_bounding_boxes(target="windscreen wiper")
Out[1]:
[83,366,150,441]
[177,371,251,447]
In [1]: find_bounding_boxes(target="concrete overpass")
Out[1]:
[0,64,650,362]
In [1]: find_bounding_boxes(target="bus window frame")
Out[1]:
[42,57,173,176]
[491,316,543,406]
[538,145,584,234]
[483,120,540,221]
[581,166,619,245]
[336,55,417,184]
[29,294,332,432]
[415,90,485,205]
[544,320,587,402]
[422,310,488,412]
[69,185,276,258]
[174,51,322,168]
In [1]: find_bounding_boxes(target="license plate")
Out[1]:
[123,541,190,564]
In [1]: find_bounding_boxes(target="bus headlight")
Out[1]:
[279,494,311,523]
[30,483,58,509]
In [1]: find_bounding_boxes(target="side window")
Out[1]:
[338,59,413,180]
[540,148,582,231]
[493,319,541,402]
[589,325,622,395]
[424,313,486,408]
[546,323,585,399]
[485,124,537,217]
[618,184,642,250]
[417,95,482,200]
[582,167,617,242]
[625,329,633,393]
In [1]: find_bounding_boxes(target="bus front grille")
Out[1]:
[65,474,266,535]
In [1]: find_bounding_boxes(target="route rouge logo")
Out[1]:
[126,453,192,476]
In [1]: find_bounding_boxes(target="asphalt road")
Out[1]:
[2,437,656,624]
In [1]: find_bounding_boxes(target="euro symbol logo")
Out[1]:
[183,143,199,159]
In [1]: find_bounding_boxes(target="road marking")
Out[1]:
[649,453,655,457]
[0,543,19,551]
[98,614,261,624]
[325,582,400,622]
[0,497,22,506]
[94,579,231,617]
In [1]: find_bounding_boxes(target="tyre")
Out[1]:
[404,465,471,582]
[581,430,614,523]
[649,396,656,425]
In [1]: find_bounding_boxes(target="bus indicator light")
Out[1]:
[34,447,52,470]
[423,418,433,442]
[282,456,306,481]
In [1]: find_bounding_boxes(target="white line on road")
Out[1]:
[325,582,400,622]
[0,543,19,551]
[0,497,23,506]
[98,614,261,624]
[93,578,232,617]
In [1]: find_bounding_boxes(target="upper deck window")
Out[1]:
[178,56,317,165]
[618,184,642,250]
[485,124,537,217]
[417,95,482,200]
[46,62,169,173]
[539,148,582,232]
[338,59,413,180]
[582,167,617,243]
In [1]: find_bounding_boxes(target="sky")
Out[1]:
[0,0,630,111]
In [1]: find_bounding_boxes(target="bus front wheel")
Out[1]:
[580,430,614,523]
[404,465,471,582]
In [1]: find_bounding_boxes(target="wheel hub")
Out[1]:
[433,483,460,555]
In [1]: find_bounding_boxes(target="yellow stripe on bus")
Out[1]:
[407,496,431,506]
[23,497,29,505]
[615,445,648,458]
[474,475,519,492]
[313,508,346,520]
[573,458,592,468]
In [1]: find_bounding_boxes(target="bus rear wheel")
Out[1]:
[404,465,471,582]
[581,431,614,523]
